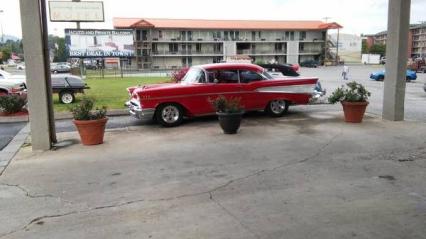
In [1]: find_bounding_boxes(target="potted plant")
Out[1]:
[328,81,371,123]
[70,97,108,145]
[210,95,244,134]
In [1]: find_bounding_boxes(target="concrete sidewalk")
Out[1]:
[0,111,426,239]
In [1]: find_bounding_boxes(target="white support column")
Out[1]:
[383,0,411,121]
[19,0,56,150]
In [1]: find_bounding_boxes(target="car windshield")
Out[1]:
[262,70,274,80]
[181,67,205,84]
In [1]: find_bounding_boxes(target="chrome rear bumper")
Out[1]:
[125,99,155,120]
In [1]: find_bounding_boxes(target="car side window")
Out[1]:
[207,70,239,84]
[198,71,206,83]
[239,70,264,83]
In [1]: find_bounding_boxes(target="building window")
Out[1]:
[196,43,202,53]
[224,31,229,41]
[258,31,262,39]
[180,31,186,41]
[299,31,306,41]
[252,31,256,41]
[158,30,163,39]
[213,31,222,40]
[152,43,158,54]
[169,43,178,53]
[289,31,294,41]
[213,43,222,53]
[188,31,193,41]
[275,43,283,52]
[142,30,148,41]
[299,43,305,52]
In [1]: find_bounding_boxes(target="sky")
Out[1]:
[1,0,425,38]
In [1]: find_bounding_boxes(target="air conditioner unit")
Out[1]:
[171,38,176,41]
[152,38,158,41]
[197,38,203,41]
[261,38,266,41]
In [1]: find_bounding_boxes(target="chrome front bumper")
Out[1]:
[125,99,155,120]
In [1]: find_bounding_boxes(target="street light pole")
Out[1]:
[0,10,4,44]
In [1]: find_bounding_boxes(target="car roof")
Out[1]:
[198,63,264,72]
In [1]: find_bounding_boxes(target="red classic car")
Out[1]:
[126,63,319,127]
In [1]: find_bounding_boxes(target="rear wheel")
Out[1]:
[406,77,411,83]
[59,91,75,104]
[266,100,289,117]
[156,103,184,127]
[378,75,384,81]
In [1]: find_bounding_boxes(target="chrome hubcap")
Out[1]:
[62,93,73,104]
[270,100,286,114]
[162,105,180,123]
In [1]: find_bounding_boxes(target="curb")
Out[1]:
[0,115,29,123]
[0,124,30,176]
[55,109,129,120]
[0,109,129,123]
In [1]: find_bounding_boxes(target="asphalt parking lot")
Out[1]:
[301,65,426,121]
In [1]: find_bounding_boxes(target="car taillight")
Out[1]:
[11,87,21,93]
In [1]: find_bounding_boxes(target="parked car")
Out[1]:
[126,63,319,127]
[16,63,25,70]
[423,82,426,92]
[258,63,300,77]
[300,60,319,68]
[370,70,417,82]
[380,57,386,65]
[51,75,89,104]
[51,64,71,74]
[0,70,27,97]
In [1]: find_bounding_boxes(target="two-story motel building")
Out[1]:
[113,18,342,70]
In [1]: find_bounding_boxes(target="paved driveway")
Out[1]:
[1,110,425,238]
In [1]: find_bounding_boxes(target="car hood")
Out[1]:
[0,78,23,87]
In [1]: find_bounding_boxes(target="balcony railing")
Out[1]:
[151,50,223,56]
[236,49,287,55]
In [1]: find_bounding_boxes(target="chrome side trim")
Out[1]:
[256,84,316,94]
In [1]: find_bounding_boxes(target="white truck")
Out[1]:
[361,54,381,64]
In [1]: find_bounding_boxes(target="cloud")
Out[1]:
[2,0,425,38]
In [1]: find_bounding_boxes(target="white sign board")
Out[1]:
[49,1,104,22]
[65,29,135,58]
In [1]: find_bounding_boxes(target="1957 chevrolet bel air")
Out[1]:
[126,63,320,127]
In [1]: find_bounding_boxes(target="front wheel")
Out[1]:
[266,100,289,117]
[59,91,75,104]
[406,77,411,83]
[156,103,184,127]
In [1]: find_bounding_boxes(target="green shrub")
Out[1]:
[0,95,26,114]
[209,95,243,113]
[70,97,107,120]
[328,81,371,104]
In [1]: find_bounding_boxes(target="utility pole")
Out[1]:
[72,0,84,77]
[0,10,4,44]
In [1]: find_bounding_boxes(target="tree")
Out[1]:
[0,47,11,63]
[48,35,68,62]
[369,44,386,56]
[361,40,369,54]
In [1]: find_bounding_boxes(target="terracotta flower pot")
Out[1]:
[341,101,369,123]
[217,111,243,134]
[73,118,108,145]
